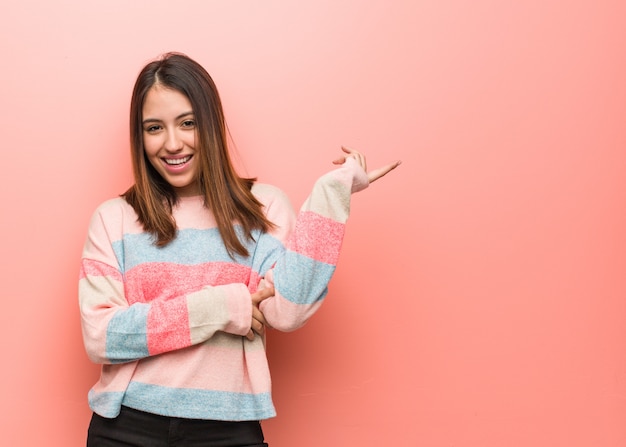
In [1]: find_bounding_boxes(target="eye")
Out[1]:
[144,124,162,134]
[181,119,196,129]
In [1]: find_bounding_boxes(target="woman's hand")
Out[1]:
[332,146,401,183]
[247,286,274,341]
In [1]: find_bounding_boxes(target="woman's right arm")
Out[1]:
[79,200,255,365]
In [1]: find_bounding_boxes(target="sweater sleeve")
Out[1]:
[259,157,369,331]
[78,200,253,365]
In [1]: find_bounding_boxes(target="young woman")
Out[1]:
[79,52,400,446]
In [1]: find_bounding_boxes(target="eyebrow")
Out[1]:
[142,111,194,125]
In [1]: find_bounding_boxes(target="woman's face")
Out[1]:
[142,85,200,197]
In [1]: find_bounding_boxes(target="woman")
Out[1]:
[80,52,400,446]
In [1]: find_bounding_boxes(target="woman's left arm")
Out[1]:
[258,147,400,331]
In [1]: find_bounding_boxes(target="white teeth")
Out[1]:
[164,156,191,165]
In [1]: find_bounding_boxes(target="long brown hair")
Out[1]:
[123,52,274,257]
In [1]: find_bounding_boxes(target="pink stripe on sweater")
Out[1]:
[125,262,253,304]
[146,299,191,355]
[287,211,345,264]
[80,259,123,282]
[131,341,270,394]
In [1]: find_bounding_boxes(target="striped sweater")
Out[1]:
[79,157,369,421]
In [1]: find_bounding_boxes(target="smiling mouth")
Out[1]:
[164,155,192,166]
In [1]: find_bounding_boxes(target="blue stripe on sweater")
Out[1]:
[122,382,276,421]
[112,228,283,275]
[273,251,334,305]
[106,303,150,362]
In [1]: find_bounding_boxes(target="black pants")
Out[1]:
[87,406,269,447]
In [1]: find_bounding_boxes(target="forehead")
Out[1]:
[142,85,193,119]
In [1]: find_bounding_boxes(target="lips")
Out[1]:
[163,155,192,166]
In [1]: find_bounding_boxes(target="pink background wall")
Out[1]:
[1,0,625,445]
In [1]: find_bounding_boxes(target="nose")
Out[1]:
[164,129,184,152]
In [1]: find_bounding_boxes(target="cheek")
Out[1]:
[185,133,196,148]
[144,151,160,172]
[143,136,160,157]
